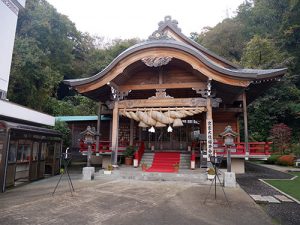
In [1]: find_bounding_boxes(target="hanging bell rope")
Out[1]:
[121,107,206,127]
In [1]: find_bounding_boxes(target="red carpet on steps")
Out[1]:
[146,152,180,173]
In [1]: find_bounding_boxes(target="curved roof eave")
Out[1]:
[63,40,286,87]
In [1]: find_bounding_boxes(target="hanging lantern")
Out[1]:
[173,118,183,127]
[148,126,155,133]
[167,125,173,132]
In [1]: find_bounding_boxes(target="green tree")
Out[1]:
[53,120,71,149]
[9,0,81,111]
[241,35,285,68]
[192,19,247,62]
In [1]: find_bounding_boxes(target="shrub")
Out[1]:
[269,123,292,154]
[276,155,296,166]
[266,154,281,164]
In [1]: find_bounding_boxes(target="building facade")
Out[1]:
[64,16,286,173]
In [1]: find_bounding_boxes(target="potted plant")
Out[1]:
[141,163,147,171]
[173,163,180,172]
[104,164,113,175]
[207,167,215,180]
[124,145,136,165]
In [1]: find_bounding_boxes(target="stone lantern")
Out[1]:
[219,125,238,187]
[80,126,96,180]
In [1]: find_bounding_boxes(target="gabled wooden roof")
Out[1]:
[64,16,287,102]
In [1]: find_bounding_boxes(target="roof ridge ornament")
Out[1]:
[148,16,181,40]
[158,16,181,32]
[142,56,172,67]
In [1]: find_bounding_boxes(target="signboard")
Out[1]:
[206,119,213,162]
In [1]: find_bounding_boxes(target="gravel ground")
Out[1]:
[237,162,300,225]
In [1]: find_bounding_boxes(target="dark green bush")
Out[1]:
[124,145,137,157]
[266,154,281,164]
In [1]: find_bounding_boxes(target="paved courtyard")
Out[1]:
[0,173,274,225]
[237,162,300,225]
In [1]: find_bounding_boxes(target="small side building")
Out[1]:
[0,0,62,192]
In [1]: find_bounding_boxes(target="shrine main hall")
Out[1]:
[64,16,286,173]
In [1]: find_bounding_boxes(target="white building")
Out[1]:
[0,0,54,126]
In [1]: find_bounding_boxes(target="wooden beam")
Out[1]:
[118,97,208,109]
[118,82,206,92]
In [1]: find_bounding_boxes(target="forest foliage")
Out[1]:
[8,0,300,142]
[192,0,300,142]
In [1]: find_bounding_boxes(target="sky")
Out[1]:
[46,0,245,40]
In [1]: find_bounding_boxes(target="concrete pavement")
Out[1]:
[0,173,274,225]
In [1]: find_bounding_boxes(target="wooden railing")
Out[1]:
[79,140,129,154]
[214,142,271,156]
[79,140,271,158]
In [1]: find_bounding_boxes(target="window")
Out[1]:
[16,141,31,162]
[8,141,17,163]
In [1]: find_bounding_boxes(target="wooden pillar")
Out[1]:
[129,119,134,146]
[206,97,213,162]
[95,103,102,153]
[109,120,112,142]
[111,101,119,165]
[243,92,249,158]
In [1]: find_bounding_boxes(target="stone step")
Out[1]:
[140,153,192,169]
[250,195,281,204]
[95,168,211,184]
[274,195,293,202]
[141,157,153,160]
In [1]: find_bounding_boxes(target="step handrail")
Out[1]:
[134,142,145,166]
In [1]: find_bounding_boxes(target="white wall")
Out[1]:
[0,0,25,95]
[0,99,55,126]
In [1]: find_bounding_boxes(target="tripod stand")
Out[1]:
[204,156,229,204]
[52,153,75,196]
